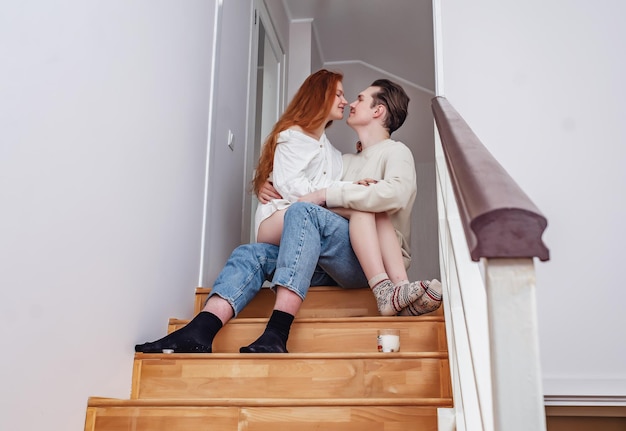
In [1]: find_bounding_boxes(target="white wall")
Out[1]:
[286,20,312,101]
[264,0,290,57]
[200,0,257,285]
[0,1,216,429]
[438,0,626,398]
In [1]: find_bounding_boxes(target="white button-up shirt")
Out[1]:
[254,129,343,239]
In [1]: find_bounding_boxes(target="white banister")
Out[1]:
[436,130,493,431]
[432,97,549,431]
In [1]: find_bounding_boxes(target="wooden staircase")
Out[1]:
[85,286,452,430]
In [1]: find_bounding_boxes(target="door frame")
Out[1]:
[240,0,286,244]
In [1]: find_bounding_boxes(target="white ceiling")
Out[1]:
[281,0,435,93]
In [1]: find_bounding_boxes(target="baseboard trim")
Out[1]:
[545,395,626,407]
[545,395,626,420]
[545,403,626,431]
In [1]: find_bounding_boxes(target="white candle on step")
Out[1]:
[377,329,400,352]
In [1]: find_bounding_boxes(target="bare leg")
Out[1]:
[273,285,304,315]
[332,208,426,316]
[372,212,437,314]
[332,208,386,280]
[257,209,286,245]
[202,295,234,324]
[332,208,409,282]
[374,212,409,284]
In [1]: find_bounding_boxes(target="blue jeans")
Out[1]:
[271,202,367,299]
[209,202,367,315]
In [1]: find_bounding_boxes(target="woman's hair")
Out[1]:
[370,79,410,134]
[252,69,343,195]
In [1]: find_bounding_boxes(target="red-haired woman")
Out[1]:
[252,69,347,245]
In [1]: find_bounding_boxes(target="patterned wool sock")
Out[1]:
[399,279,443,316]
[372,277,429,316]
[395,279,427,302]
[134,311,222,353]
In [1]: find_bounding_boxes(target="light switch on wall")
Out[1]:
[227,130,234,151]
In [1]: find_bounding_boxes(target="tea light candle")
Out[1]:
[377,329,400,352]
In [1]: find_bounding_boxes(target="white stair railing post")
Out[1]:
[484,258,547,431]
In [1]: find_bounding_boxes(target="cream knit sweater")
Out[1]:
[326,139,417,268]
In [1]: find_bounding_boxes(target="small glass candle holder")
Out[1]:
[377,329,400,352]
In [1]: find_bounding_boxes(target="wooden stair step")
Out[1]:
[195,286,443,318]
[194,286,379,318]
[168,316,447,354]
[85,285,450,429]
[131,353,451,401]
[86,397,447,431]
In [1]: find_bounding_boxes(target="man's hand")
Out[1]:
[298,189,327,206]
[258,180,282,204]
[354,178,378,186]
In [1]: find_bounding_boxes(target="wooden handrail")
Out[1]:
[432,96,550,261]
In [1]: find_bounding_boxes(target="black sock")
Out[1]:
[266,309,295,343]
[239,310,294,353]
[135,311,222,353]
